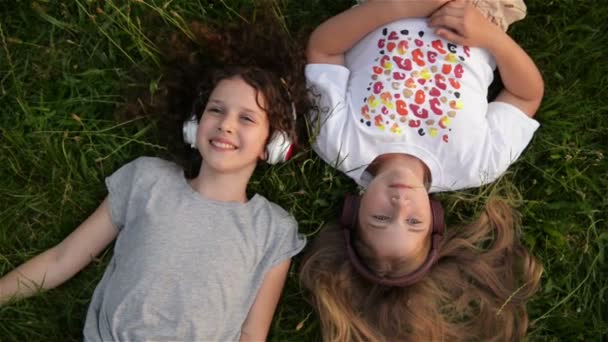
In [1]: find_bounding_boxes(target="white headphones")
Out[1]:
[182,102,296,165]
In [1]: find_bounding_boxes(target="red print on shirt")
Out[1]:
[360,27,470,143]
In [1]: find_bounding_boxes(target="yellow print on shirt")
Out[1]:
[359,27,471,143]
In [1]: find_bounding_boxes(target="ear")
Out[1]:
[259,129,272,161]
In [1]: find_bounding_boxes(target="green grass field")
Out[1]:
[1,0,606,340]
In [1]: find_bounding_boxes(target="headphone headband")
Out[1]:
[341,193,445,287]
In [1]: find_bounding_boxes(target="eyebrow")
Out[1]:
[207,99,262,117]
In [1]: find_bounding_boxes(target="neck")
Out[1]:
[189,162,254,203]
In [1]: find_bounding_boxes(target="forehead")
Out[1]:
[209,76,267,111]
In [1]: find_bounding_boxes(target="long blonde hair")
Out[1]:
[300,198,543,341]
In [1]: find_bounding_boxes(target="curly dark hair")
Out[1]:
[188,65,298,143]
[122,11,310,177]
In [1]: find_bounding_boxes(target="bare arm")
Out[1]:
[487,34,544,117]
[239,259,292,341]
[0,198,118,304]
[308,0,449,65]
[428,0,544,117]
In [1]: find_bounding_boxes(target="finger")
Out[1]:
[434,0,466,13]
[428,14,464,33]
[434,28,465,45]
[449,0,467,7]
[430,5,464,20]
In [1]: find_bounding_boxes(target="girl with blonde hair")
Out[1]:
[301,0,543,340]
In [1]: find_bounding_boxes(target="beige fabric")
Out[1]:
[354,0,527,31]
[470,0,527,31]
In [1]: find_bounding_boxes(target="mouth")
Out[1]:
[210,139,237,150]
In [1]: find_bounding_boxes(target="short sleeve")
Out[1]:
[306,64,353,168]
[305,63,350,122]
[105,158,141,231]
[483,101,539,176]
[268,215,306,267]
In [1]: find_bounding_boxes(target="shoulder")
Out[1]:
[305,63,350,83]
[130,156,179,171]
[247,195,299,240]
[305,63,351,98]
[487,102,540,129]
[108,156,182,189]
[126,156,182,178]
[251,195,296,225]
[249,195,306,263]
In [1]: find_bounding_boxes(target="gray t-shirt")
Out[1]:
[83,157,305,341]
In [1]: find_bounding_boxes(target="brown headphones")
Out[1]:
[340,193,445,287]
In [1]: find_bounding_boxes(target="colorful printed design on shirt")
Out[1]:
[359,28,471,143]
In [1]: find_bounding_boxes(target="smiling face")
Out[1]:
[197,76,270,175]
[357,160,432,272]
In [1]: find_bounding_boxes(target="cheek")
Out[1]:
[415,195,432,218]
[197,118,215,137]
[361,188,387,209]
[248,127,270,149]
[359,191,385,221]
[195,128,206,146]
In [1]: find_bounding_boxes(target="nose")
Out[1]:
[390,191,410,206]
[218,115,235,134]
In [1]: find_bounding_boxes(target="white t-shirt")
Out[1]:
[306,18,539,193]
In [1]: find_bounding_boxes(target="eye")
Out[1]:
[407,218,422,225]
[240,115,255,123]
[207,107,222,114]
[373,215,390,221]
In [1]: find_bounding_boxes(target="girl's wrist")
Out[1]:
[479,24,508,51]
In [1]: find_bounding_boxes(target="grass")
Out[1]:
[1,0,607,340]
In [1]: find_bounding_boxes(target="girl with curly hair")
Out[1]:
[0,15,310,341]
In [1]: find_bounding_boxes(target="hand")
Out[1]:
[307,0,452,65]
[427,0,501,48]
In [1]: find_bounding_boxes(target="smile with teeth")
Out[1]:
[210,139,237,150]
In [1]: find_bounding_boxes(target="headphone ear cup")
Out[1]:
[183,116,198,149]
[265,131,293,164]
[341,194,360,229]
